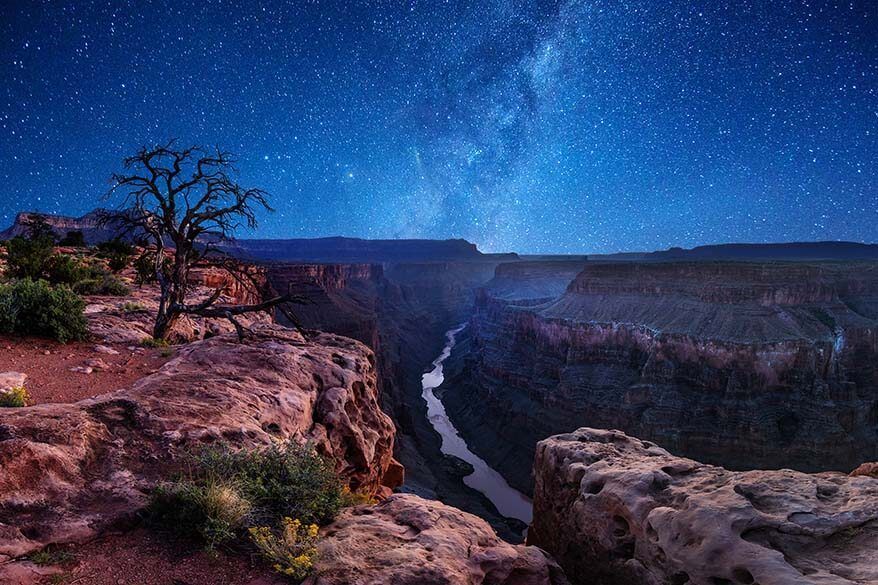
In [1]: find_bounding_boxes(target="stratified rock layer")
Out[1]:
[307,494,568,585]
[443,261,878,493]
[530,427,878,585]
[0,325,398,561]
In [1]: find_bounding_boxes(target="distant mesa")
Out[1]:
[2,209,876,262]
[0,210,518,264]
[223,237,518,264]
[652,241,878,260]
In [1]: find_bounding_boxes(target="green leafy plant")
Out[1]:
[0,279,88,342]
[27,546,75,566]
[4,236,54,280]
[141,337,170,348]
[73,275,130,297]
[249,518,319,580]
[147,440,344,564]
[96,238,134,272]
[195,441,345,526]
[133,249,167,285]
[0,385,29,407]
[148,479,251,550]
[46,254,89,285]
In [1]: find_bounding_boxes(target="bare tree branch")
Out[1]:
[99,140,291,340]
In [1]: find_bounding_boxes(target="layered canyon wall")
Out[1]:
[442,261,878,494]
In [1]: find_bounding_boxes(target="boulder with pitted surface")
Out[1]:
[529,427,878,585]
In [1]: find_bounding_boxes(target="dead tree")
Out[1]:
[101,141,302,340]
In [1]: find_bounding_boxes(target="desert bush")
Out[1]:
[148,479,251,550]
[340,486,377,507]
[96,238,134,272]
[249,518,319,580]
[148,441,344,562]
[73,273,130,296]
[4,235,54,280]
[133,249,172,286]
[27,546,75,566]
[46,254,89,285]
[195,441,344,526]
[122,301,147,313]
[0,279,88,342]
[0,385,30,407]
[141,337,170,348]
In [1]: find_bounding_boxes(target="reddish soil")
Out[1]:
[0,336,173,404]
[35,528,283,585]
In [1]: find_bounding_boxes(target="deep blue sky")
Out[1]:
[1,1,875,253]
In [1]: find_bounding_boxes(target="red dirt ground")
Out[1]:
[34,528,284,585]
[0,336,173,404]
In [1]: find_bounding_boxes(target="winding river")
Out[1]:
[421,324,533,524]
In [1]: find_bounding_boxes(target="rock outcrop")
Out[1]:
[529,427,878,585]
[0,211,121,244]
[442,261,878,493]
[0,325,399,561]
[306,494,568,585]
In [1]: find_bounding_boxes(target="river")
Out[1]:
[420,324,533,525]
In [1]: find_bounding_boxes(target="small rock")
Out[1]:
[69,366,94,374]
[94,345,120,355]
[84,358,110,371]
[43,350,51,356]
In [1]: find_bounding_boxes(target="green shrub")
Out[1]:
[148,480,251,550]
[133,249,171,285]
[141,337,170,348]
[122,301,147,313]
[0,279,88,342]
[195,441,344,526]
[0,386,29,407]
[27,546,75,566]
[72,273,130,296]
[4,235,54,279]
[46,254,89,285]
[148,441,344,558]
[249,518,319,580]
[96,238,134,272]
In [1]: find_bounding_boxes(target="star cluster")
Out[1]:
[1,0,875,253]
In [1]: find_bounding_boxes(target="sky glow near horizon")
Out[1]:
[1,1,876,253]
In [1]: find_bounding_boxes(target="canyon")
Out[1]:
[441,260,878,495]
[2,210,877,583]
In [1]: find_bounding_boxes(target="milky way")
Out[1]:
[1,1,875,253]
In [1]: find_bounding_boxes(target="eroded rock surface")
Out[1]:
[307,494,568,585]
[530,427,878,585]
[0,325,399,561]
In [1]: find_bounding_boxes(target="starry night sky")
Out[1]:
[1,1,875,253]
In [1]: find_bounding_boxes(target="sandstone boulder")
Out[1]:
[0,325,399,562]
[306,494,568,585]
[0,372,26,393]
[530,427,878,585]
